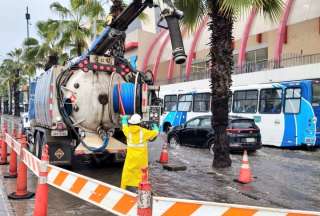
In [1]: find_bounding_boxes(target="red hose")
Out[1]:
[117,81,126,115]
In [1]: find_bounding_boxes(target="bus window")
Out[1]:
[193,93,210,112]
[284,88,301,114]
[232,90,258,113]
[259,88,282,114]
[312,81,320,106]
[178,94,193,111]
[164,95,177,111]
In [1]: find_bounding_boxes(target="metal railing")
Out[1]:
[234,53,320,74]
[157,53,320,85]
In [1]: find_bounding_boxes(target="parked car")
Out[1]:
[167,115,262,153]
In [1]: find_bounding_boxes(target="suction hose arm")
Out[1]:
[156,0,187,64]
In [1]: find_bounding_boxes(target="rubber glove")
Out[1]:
[121,115,129,125]
[152,123,159,132]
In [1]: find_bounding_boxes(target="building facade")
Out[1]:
[123,0,320,84]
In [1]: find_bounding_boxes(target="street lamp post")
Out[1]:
[25,6,31,112]
[26,6,30,39]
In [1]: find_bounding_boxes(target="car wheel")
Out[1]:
[169,135,180,149]
[208,139,215,155]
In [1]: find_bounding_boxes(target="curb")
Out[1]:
[0,177,16,216]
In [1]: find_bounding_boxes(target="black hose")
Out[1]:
[56,68,108,153]
[165,15,187,64]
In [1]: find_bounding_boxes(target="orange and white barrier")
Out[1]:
[47,164,138,216]
[152,197,320,216]
[22,148,41,177]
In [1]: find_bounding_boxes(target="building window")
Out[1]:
[244,48,268,72]
[233,90,258,113]
[178,94,193,111]
[164,95,177,111]
[285,88,301,114]
[193,93,210,112]
[259,88,282,114]
[246,47,268,63]
[180,59,210,81]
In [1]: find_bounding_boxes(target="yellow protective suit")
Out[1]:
[120,124,158,189]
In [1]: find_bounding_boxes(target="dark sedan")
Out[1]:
[167,115,262,152]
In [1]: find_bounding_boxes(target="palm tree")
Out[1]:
[23,19,69,71]
[7,48,24,116]
[176,0,283,168]
[50,0,106,57]
[0,58,17,115]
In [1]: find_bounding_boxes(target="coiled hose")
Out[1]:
[113,82,135,115]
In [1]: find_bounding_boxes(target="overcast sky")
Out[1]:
[0,0,114,62]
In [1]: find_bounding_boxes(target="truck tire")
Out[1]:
[35,132,43,159]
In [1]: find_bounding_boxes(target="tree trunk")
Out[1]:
[8,83,13,115]
[13,69,20,117]
[208,1,233,168]
[4,100,9,114]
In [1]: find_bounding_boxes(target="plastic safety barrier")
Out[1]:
[47,165,138,215]
[5,133,41,177]
[152,197,320,216]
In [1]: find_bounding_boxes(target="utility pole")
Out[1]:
[25,6,31,112]
[26,6,30,39]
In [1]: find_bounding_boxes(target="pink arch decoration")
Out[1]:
[237,8,257,67]
[185,16,209,81]
[141,29,167,71]
[274,0,294,64]
[167,55,176,81]
[152,32,171,82]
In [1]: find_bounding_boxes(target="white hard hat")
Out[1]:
[128,114,142,125]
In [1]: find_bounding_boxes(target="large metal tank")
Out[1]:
[63,69,125,132]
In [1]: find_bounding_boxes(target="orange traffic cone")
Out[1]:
[8,138,35,199]
[158,143,168,164]
[33,144,49,216]
[236,150,252,184]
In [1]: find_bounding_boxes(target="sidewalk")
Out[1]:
[0,176,15,216]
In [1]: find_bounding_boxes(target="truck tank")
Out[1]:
[63,69,125,132]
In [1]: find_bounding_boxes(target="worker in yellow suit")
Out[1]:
[120,114,159,190]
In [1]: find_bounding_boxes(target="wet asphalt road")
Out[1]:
[1,138,319,215]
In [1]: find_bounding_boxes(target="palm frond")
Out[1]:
[50,2,72,18]
[174,0,207,31]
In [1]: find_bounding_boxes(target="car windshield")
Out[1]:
[230,119,255,129]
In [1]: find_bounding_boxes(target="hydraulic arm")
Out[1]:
[73,0,186,67]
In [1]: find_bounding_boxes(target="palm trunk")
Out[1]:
[8,82,13,115]
[208,1,233,168]
[13,69,20,117]
[4,100,9,114]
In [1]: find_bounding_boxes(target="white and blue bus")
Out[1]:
[160,78,320,148]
